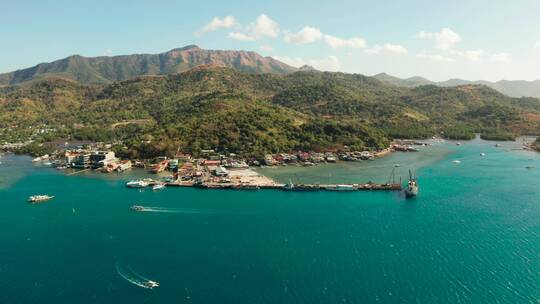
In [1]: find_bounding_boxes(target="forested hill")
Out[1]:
[0,45,297,86]
[1,66,539,158]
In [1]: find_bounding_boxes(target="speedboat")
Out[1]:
[480,153,486,156]
[452,160,461,164]
[126,180,149,188]
[152,184,166,191]
[28,195,54,203]
[145,280,159,289]
[130,205,145,212]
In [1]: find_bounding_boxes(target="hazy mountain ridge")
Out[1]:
[373,73,540,98]
[0,45,297,86]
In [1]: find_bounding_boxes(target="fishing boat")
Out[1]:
[126,180,149,188]
[152,183,166,191]
[480,153,486,156]
[28,195,54,203]
[452,160,461,164]
[404,170,418,198]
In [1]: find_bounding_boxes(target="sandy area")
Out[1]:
[228,168,278,186]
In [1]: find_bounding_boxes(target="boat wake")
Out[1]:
[133,206,209,214]
[116,263,158,289]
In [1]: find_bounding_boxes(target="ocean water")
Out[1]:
[0,138,539,303]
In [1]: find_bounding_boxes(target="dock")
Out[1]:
[146,180,402,192]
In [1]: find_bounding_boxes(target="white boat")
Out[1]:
[28,195,54,203]
[145,280,159,289]
[328,184,355,191]
[480,153,486,156]
[152,184,166,191]
[126,180,149,188]
[452,160,461,164]
[130,205,145,211]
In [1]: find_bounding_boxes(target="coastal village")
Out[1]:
[24,141,424,192]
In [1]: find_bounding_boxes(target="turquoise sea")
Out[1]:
[0,138,539,303]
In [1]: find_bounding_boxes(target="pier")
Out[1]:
[146,180,402,192]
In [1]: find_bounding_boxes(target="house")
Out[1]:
[215,166,229,177]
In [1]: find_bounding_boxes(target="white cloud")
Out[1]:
[489,52,510,62]
[415,28,461,49]
[284,26,323,44]
[449,49,510,62]
[259,45,274,52]
[199,16,237,34]
[227,14,279,41]
[416,53,455,62]
[228,32,255,41]
[324,35,366,49]
[450,49,485,61]
[534,41,540,49]
[252,14,279,38]
[365,43,408,55]
[273,55,341,71]
[103,49,113,56]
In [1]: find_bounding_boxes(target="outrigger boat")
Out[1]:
[28,195,54,203]
[404,170,418,198]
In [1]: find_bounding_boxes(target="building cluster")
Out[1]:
[257,150,378,166]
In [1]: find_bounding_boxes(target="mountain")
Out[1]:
[2,66,539,158]
[0,45,297,86]
[374,73,540,98]
[373,73,433,87]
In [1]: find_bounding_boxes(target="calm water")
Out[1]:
[0,138,539,303]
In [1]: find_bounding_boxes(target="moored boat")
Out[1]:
[404,170,419,198]
[152,183,166,191]
[126,180,149,188]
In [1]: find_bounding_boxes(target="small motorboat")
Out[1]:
[452,160,461,164]
[152,183,166,191]
[145,280,159,289]
[28,195,54,203]
[480,153,486,156]
[130,205,145,212]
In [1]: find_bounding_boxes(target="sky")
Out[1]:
[2,0,540,81]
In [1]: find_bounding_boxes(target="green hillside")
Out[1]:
[1,67,539,158]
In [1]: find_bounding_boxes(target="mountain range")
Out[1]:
[2,45,540,99]
[373,73,540,98]
[0,45,296,86]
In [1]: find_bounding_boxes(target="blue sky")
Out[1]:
[2,0,540,81]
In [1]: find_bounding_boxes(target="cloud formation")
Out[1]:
[283,26,366,49]
[284,26,323,44]
[416,53,455,62]
[229,14,279,41]
[324,35,366,49]
[199,16,237,34]
[415,28,461,49]
[365,43,408,55]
